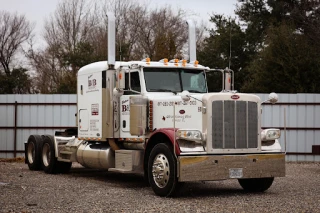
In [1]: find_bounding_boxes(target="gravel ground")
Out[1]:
[0,162,319,213]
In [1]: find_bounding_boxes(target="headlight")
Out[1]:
[177,130,203,143]
[261,129,281,141]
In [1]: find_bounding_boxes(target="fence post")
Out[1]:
[14,101,18,158]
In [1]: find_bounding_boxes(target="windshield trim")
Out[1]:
[143,67,207,93]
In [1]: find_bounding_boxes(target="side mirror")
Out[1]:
[268,92,278,104]
[224,72,232,90]
[116,69,125,89]
[181,90,190,101]
[113,87,124,97]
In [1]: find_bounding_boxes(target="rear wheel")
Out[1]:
[238,177,274,192]
[26,135,43,170]
[41,135,72,174]
[148,143,180,197]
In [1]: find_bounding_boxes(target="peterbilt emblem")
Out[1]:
[231,95,239,100]
[179,110,185,114]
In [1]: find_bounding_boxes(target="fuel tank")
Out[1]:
[76,142,115,169]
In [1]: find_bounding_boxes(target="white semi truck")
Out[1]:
[25,13,285,197]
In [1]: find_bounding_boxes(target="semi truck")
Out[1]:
[25,13,285,197]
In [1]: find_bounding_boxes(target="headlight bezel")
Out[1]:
[261,128,281,141]
[177,129,203,143]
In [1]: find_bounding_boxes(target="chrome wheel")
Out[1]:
[27,142,35,164]
[42,143,51,167]
[152,153,170,188]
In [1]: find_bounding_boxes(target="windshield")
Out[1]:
[144,68,207,93]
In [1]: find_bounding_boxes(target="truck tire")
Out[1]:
[148,143,180,197]
[26,135,43,170]
[238,177,274,192]
[41,135,72,174]
[57,161,72,174]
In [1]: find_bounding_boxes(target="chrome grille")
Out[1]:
[211,100,258,149]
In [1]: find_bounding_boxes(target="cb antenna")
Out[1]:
[228,17,232,69]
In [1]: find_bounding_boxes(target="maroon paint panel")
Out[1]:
[148,128,181,155]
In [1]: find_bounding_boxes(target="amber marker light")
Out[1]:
[164,58,168,65]
[146,57,151,65]
[182,59,187,67]
[174,58,179,66]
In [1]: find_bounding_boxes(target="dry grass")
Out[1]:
[0,157,25,163]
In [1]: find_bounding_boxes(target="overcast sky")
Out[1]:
[2,0,238,36]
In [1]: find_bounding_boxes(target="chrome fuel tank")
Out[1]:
[76,142,115,169]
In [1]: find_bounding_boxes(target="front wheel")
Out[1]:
[238,177,274,192]
[148,143,179,197]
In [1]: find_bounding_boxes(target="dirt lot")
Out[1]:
[0,162,319,213]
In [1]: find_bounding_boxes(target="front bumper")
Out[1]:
[178,153,285,182]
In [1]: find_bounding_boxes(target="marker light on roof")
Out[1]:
[174,58,179,66]
[194,60,199,67]
[182,59,187,67]
[164,58,168,65]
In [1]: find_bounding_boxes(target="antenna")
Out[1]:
[228,17,232,69]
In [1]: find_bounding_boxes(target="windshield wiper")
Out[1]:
[148,89,178,94]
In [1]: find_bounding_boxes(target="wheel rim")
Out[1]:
[42,143,51,167]
[27,142,35,164]
[152,153,170,188]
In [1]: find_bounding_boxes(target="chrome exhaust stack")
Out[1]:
[107,12,116,67]
[186,19,197,62]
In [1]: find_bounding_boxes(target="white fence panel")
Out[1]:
[0,94,77,158]
[255,93,320,162]
[0,94,319,161]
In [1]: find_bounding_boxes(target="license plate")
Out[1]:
[229,168,243,178]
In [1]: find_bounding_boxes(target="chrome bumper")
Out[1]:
[178,153,285,182]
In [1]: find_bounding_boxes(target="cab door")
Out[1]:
[120,71,141,135]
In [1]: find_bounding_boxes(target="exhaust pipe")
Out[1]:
[186,19,197,62]
[107,12,116,66]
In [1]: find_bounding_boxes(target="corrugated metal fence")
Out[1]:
[258,93,320,162]
[0,95,76,158]
[0,94,319,161]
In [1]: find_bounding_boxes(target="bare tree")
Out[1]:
[43,0,99,73]
[101,1,194,61]
[0,10,33,75]
[135,7,189,61]
[27,0,207,93]
[195,21,207,51]
[100,0,147,61]
[27,41,61,93]
[27,0,99,93]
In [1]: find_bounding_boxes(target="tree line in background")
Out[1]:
[1,0,320,94]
